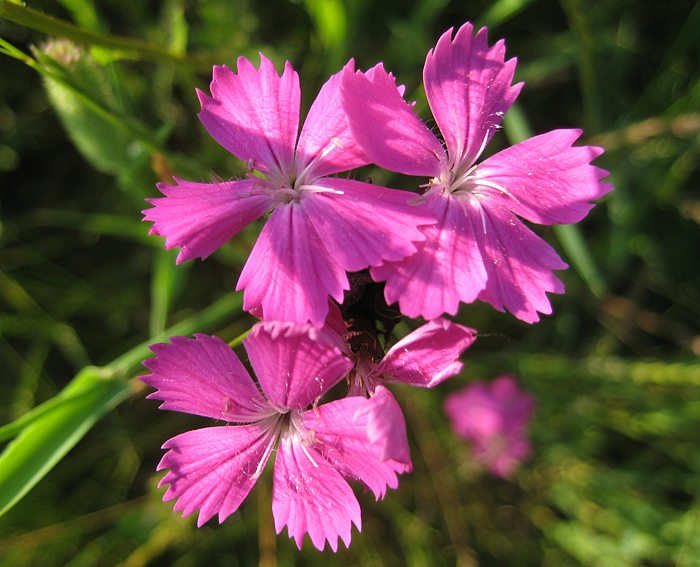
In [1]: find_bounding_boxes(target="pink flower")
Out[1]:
[141,322,411,551]
[444,375,534,477]
[342,22,612,323]
[143,55,433,327]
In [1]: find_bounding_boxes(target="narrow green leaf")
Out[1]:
[0,368,111,443]
[478,0,539,28]
[502,102,534,143]
[25,209,153,245]
[0,292,244,517]
[0,369,131,517]
[559,0,604,132]
[163,0,189,55]
[41,52,140,176]
[228,328,251,348]
[0,37,35,66]
[553,224,607,298]
[57,0,101,32]
[304,0,347,71]
[149,248,190,337]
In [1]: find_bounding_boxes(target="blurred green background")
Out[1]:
[0,0,698,565]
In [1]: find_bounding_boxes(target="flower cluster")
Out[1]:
[141,21,610,551]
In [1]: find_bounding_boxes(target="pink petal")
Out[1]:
[158,424,276,526]
[446,381,502,439]
[323,301,351,343]
[424,23,521,166]
[243,321,352,410]
[475,203,567,323]
[141,334,269,422]
[341,63,445,176]
[358,385,413,470]
[476,129,613,224]
[377,318,477,388]
[446,376,534,441]
[301,178,434,271]
[482,436,532,478]
[143,178,271,263]
[197,55,299,176]
[371,193,487,319]
[445,375,534,477]
[236,204,349,327]
[295,62,369,178]
[302,386,411,500]
[272,435,361,551]
[445,384,485,440]
[488,376,536,441]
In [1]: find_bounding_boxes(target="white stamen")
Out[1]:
[475,126,495,161]
[295,137,346,186]
[296,184,344,195]
[290,412,319,468]
[298,438,319,468]
[252,416,284,479]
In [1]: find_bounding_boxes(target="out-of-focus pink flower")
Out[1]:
[342,22,612,323]
[141,322,411,551]
[444,375,534,477]
[143,55,433,327]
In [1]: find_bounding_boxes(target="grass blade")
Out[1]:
[0,369,132,517]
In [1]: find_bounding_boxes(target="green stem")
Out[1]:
[0,0,210,66]
[228,328,252,348]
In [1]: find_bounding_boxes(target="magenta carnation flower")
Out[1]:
[141,322,411,551]
[143,55,433,326]
[444,375,534,477]
[342,22,613,323]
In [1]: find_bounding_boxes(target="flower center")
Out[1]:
[247,137,349,206]
[347,357,377,397]
[283,411,320,466]
[429,163,515,205]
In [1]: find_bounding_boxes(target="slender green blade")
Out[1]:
[0,370,131,517]
[149,248,190,337]
[0,292,244,517]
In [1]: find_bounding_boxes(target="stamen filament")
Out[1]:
[296,184,344,195]
[294,137,345,186]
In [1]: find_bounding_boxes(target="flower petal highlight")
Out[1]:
[371,193,488,319]
[236,204,349,327]
[475,203,567,323]
[476,129,613,225]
